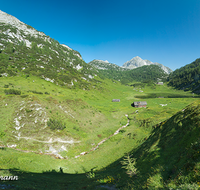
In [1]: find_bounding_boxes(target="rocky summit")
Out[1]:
[122,56,173,74]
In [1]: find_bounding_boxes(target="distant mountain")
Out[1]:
[88,59,127,71]
[127,64,168,83]
[0,10,98,89]
[122,56,173,74]
[88,59,128,82]
[168,58,200,93]
[88,59,168,84]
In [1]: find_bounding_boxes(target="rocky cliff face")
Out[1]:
[0,10,50,47]
[122,56,173,74]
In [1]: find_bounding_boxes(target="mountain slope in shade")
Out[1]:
[122,56,173,74]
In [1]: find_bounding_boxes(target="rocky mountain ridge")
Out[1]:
[0,10,99,89]
[88,59,127,71]
[122,56,173,74]
[88,56,172,75]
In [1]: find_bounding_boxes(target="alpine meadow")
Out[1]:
[0,9,200,190]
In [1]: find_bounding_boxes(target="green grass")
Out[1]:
[0,76,199,189]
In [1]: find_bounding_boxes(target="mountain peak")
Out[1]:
[130,56,143,61]
[134,56,142,59]
[0,10,46,38]
[122,56,173,74]
[94,59,109,63]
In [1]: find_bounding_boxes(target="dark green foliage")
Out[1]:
[0,131,6,138]
[168,58,200,93]
[119,129,126,133]
[27,90,43,94]
[138,118,154,128]
[4,89,21,95]
[20,95,29,98]
[4,84,9,88]
[126,65,168,83]
[47,118,66,130]
[25,109,32,113]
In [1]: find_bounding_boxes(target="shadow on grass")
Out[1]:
[86,102,200,189]
[1,104,200,190]
[135,93,200,99]
[123,103,200,189]
[0,168,100,190]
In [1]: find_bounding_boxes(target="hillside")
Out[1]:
[105,101,200,189]
[0,10,99,90]
[168,58,200,94]
[0,75,199,189]
[89,59,168,84]
[88,59,129,82]
[126,64,168,83]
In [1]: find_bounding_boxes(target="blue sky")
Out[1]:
[1,0,200,70]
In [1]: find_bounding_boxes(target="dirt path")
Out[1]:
[75,114,129,158]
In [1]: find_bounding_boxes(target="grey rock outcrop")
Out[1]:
[122,56,173,74]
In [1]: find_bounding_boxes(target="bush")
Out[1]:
[4,84,9,88]
[21,95,28,98]
[4,89,21,95]
[47,118,66,130]
[119,129,126,133]
[28,90,43,94]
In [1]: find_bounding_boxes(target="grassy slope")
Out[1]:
[0,76,199,189]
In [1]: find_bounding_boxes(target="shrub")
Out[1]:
[47,118,66,130]
[4,89,21,95]
[25,109,32,113]
[28,90,43,94]
[121,154,138,177]
[4,84,9,88]
[86,169,95,179]
[119,129,126,133]
[21,95,28,98]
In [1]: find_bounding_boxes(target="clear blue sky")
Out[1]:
[1,0,200,70]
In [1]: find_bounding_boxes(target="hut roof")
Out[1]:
[134,101,147,106]
[112,99,120,102]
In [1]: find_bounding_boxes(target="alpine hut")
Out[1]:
[112,99,120,102]
[133,101,147,108]
[156,82,163,85]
